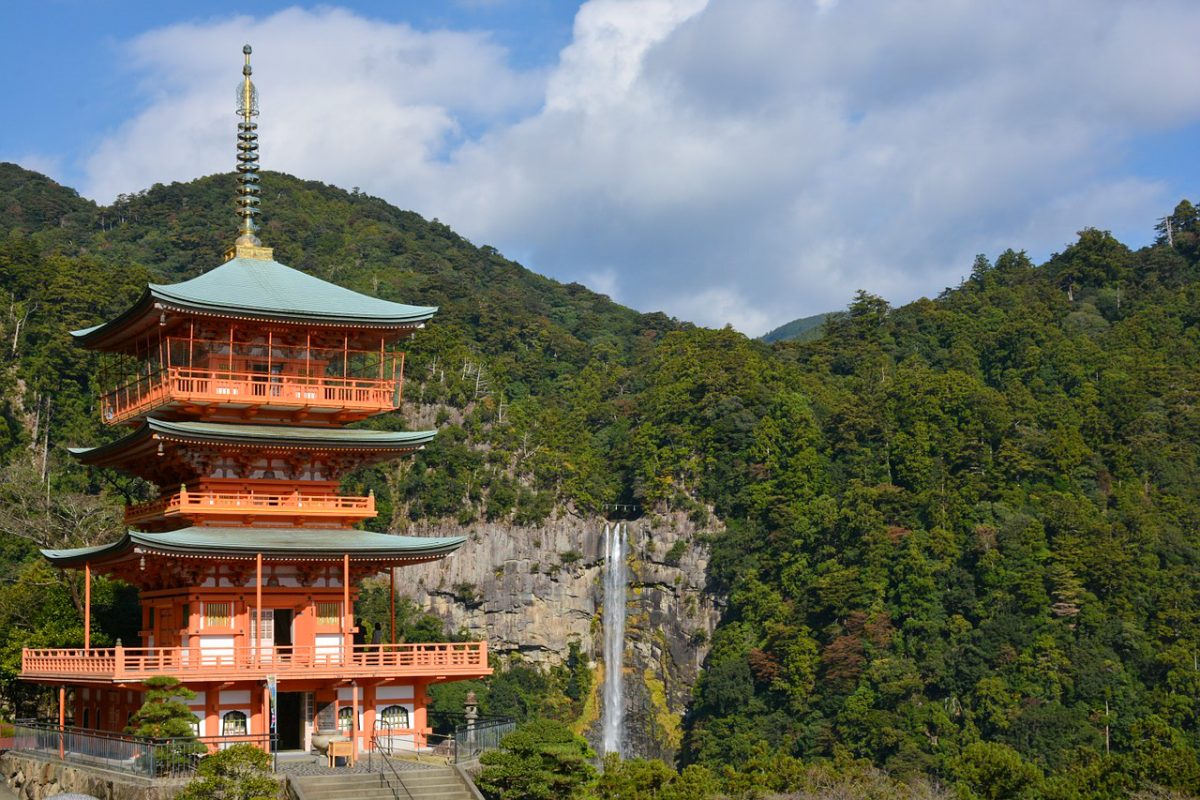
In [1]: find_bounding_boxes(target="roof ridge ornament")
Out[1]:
[225,44,274,262]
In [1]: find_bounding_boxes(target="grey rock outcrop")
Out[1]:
[401,511,722,762]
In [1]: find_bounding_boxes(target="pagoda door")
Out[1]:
[273,609,294,648]
[159,608,177,648]
[249,609,275,664]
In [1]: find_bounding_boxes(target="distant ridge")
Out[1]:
[759,312,831,344]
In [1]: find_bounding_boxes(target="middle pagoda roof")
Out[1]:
[72,256,439,352]
[72,418,436,482]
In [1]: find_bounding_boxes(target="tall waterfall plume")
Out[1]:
[602,521,627,757]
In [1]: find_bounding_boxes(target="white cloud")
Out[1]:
[78,0,1200,335]
[83,7,540,202]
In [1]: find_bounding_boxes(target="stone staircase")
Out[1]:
[289,765,478,800]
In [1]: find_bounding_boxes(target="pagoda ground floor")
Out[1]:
[55,676,451,756]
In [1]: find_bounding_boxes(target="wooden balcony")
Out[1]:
[102,368,399,425]
[124,487,376,527]
[21,642,490,685]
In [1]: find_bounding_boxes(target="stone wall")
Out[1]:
[400,511,724,762]
[1,752,187,800]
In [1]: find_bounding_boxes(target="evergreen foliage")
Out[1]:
[477,718,597,800]
[125,675,198,739]
[175,743,279,800]
[1,163,1199,795]
[126,675,205,775]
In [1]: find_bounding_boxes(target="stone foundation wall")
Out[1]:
[1,752,188,800]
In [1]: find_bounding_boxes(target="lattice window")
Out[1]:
[317,699,335,731]
[337,706,353,734]
[377,705,409,729]
[204,602,232,628]
[316,602,341,626]
[222,710,247,736]
[249,610,275,643]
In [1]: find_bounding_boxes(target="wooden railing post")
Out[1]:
[114,641,125,680]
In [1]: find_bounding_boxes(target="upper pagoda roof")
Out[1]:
[71,256,438,350]
[42,527,466,567]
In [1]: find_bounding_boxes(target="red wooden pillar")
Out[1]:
[343,554,351,661]
[413,681,427,750]
[363,684,376,753]
[205,684,219,743]
[84,562,91,650]
[398,351,405,403]
[58,686,66,758]
[389,567,396,644]
[351,682,359,761]
[255,553,263,664]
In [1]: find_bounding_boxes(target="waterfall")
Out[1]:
[602,521,627,757]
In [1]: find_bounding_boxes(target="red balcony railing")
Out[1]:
[102,367,399,425]
[21,642,490,684]
[123,487,377,526]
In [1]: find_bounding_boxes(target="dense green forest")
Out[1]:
[1,162,1200,798]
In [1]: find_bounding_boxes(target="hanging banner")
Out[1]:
[267,674,278,742]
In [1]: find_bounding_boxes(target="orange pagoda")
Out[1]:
[20,45,489,756]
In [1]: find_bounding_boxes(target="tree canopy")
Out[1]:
[1,163,1199,796]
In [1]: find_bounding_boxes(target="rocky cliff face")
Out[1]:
[401,511,722,762]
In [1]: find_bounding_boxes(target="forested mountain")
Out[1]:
[2,162,1200,798]
[759,312,831,344]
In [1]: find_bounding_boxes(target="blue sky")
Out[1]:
[3,1,1199,334]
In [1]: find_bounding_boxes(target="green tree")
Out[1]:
[952,741,1045,800]
[126,675,198,739]
[175,743,279,800]
[477,719,597,800]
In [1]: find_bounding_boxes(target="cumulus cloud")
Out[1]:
[79,0,1200,334]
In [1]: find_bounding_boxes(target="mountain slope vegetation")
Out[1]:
[760,312,831,344]
[1,164,1200,797]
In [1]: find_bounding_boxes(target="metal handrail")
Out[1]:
[10,720,277,778]
[368,732,414,800]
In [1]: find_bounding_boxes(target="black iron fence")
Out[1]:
[10,720,276,779]
[369,714,514,765]
[453,717,515,764]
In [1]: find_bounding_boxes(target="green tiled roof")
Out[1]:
[43,527,466,566]
[71,418,436,462]
[148,418,436,446]
[72,257,437,344]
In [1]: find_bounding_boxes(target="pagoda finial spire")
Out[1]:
[227,44,272,261]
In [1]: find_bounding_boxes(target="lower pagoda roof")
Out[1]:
[43,527,466,567]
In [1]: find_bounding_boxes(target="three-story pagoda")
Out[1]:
[20,46,489,756]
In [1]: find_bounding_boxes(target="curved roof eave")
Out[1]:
[72,420,437,464]
[70,258,438,350]
[42,528,467,566]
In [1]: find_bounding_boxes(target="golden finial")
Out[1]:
[226,44,273,261]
